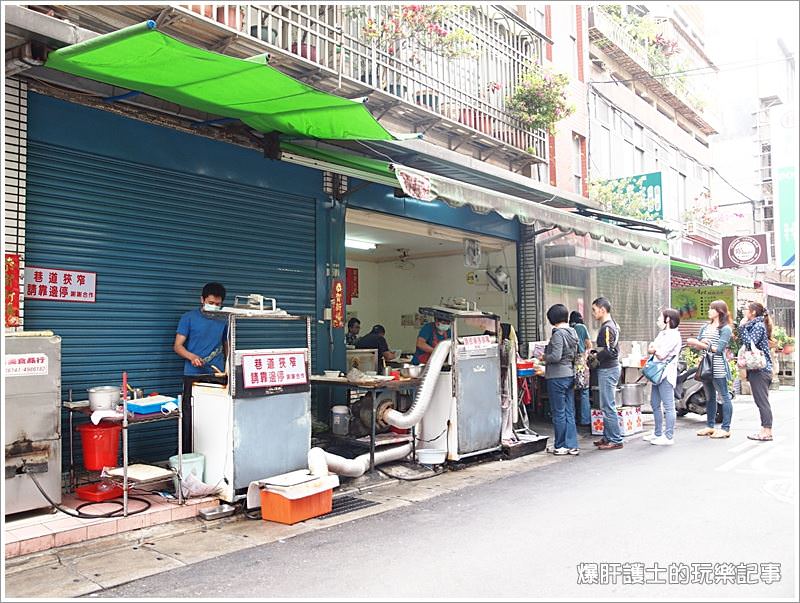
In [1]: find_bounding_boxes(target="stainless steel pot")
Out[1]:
[400,365,423,378]
[88,386,121,411]
[619,383,647,406]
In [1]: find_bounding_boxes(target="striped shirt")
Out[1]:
[699,324,731,378]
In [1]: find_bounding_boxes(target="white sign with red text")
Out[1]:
[24,266,97,302]
[461,335,494,351]
[242,352,308,389]
[5,353,49,377]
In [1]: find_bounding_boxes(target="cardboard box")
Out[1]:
[591,406,643,436]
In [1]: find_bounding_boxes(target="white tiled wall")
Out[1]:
[5,77,28,331]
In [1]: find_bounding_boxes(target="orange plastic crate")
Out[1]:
[260,488,333,524]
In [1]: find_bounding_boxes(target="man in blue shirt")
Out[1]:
[173,282,228,452]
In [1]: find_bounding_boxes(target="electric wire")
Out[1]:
[26,469,151,519]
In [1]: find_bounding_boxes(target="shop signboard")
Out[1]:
[601,171,663,220]
[24,266,97,302]
[721,234,769,268]
[241,351,307,389]
[671,285,735,321]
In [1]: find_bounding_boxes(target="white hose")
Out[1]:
[309,443,413,478]
[383,339,452,429]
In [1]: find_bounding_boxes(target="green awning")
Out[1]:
[670,259,754,288]
[45,21,394,141]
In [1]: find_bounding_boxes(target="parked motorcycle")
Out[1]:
[674,346,729,423]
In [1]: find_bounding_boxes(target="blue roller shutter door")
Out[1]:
[24,140,316,472]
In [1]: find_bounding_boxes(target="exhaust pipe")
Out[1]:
[309,340,452,478]
[383,339,451,429]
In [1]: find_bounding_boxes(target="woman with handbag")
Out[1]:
[643,308,682,445]
[569,311,592,429]
[686,300,734,438]
[739,302,774,441]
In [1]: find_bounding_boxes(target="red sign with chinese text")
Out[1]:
[5,254,20,327]
[24,266,97,302]
[241,351,308,389]
[345,267,359,305]
[331,279,344,328]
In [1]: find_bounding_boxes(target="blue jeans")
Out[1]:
[547,376,578,449]
[575,387,591,425]
[598,366,622,444]
[651,378,676,439]
[704,377,733,431]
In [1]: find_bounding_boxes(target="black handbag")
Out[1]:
[695,350,714,382]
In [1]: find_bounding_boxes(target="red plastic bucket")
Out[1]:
[76,422,122,470]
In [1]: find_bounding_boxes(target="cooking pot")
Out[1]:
[619,383,647,407]
[88,386,121,411]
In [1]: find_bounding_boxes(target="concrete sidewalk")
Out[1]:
[4,434,565,598]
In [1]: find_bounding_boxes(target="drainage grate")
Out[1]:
[317,495,380,520]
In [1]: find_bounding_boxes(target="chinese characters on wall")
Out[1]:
[23,266,97,302]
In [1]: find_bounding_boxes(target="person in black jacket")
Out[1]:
[355,324,397,374]
[590,297,623,450]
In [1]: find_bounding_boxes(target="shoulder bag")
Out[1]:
[738,341,767,370]
[642,354,674,385]
[695,350,714,382]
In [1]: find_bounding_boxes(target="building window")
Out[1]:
[572,133,584,194]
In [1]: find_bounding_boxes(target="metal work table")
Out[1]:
[310,376,422,472]
[62,399,183,514]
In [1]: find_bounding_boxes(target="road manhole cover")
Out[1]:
[316,495,380,520]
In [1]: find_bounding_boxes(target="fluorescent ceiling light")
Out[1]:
[345,238,377,250]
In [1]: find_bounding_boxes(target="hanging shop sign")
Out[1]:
[331,279,344,328]
[775,165,796,268]
[241,351,308,389]
[721,234,769,268]
[5,353,49,377]
[5,253,21,327]
[671,285,734,321]
[24,266,97,302]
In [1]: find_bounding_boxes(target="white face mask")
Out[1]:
[203,303,220,312]
[436,323,450,333]
[657,317,666,330]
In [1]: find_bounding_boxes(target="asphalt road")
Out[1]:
[99,388,797,599]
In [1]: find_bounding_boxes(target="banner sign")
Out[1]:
[775,165,796,268]
[5,253,20,327]
[241,352,307,389]
[721,234,769,268]
[331,279,344,328]
[671,285,735,321]
[24,266,97,302]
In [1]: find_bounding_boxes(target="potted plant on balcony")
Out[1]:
[348,6,477,97]
[506,63,574,136]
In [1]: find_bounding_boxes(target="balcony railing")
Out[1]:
[588,7,716,134]
[684,220,721,246]
[182,4,548,160]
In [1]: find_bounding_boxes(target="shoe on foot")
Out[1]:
[747,433,773,441]
[651,435,674,446]
[593,438,609,447]
[568,448,580,456]
[642,431,658,442]
[710,429,731,439]
[553,447,570,455]
[597,442,623,450]
[696,427,715,436]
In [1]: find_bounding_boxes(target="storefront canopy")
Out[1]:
[393,164,668,254]
[670,259,755,288]
[44,21,395,141]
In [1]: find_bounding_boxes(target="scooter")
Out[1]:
[674,346,727,424]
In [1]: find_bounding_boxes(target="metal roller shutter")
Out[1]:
[24,140,316,471]
[517,224,540,347]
